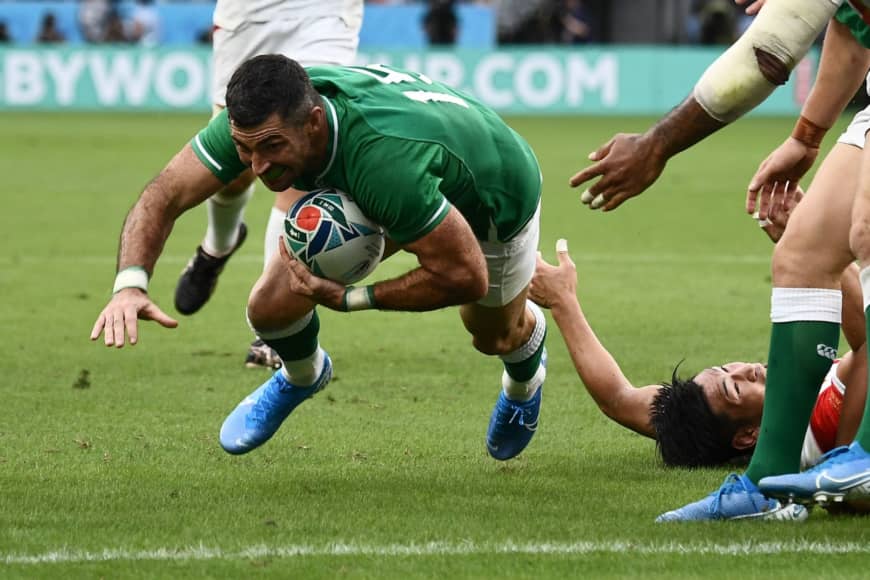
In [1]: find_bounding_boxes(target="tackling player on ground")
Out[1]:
[530,228,867,473]
[91,56,548,462]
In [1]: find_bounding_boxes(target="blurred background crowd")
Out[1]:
[0,0,768,47]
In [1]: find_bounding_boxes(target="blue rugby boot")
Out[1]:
[486,349,546,461]
[655,473,808,522]
[220,353,332,454]
[759,442,870,507]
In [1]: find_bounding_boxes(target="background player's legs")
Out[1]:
[743,143,858,483]
[204,171,254,258]
[174,168,253,316]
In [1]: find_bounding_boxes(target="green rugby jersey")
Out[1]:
[836,1,870,48]
[191,64,542,245]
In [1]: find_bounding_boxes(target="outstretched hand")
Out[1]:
[529,239,578,310]
[90,288,178,347]
[570,133,667,212]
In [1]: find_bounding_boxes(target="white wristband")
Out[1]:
[113,266,149,294]
[343,286,376,311]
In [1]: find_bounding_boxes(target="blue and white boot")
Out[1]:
[486,349,546,461]
[759,442,870,507]
[220,353,332,454]
[655,473,808,522]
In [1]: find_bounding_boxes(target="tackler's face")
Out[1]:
[692,362,766,426]
[230,111,320,192]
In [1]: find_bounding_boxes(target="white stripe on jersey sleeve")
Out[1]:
[194,134,223,172]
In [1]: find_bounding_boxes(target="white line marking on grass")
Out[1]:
[6,541,870,565]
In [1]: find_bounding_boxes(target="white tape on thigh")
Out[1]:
[694,0,842,123]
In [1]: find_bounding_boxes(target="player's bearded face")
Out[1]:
[231,114,317,192]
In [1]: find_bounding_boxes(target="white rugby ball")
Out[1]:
[283,188,385,284]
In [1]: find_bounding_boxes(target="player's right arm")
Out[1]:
[530,240,658,438]
[90,144,232,348]
[747,17,870,219]
[570,0,842,212]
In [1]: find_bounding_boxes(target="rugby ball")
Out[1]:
[283,188,385,284]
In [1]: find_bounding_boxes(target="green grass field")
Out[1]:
[2,111,870,579]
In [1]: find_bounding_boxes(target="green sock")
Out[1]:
[502,302,547,385]
[262,310,320,361]
[744,321,839,483]
[852,306,870,449]
[504,338,546,383]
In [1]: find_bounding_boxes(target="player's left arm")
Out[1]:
[530,240,658,438]
[281,204,487,311]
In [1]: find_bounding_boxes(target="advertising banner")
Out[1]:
[0,46,814,115]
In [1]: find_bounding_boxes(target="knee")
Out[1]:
[246,291,271,333]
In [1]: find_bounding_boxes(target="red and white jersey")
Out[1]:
[800,360,845,469]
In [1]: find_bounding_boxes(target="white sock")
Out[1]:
[202,184,254,257]
[770,287,842,323]
[264,206,285,269]
[280,346,326,387]
[501,362,546,402]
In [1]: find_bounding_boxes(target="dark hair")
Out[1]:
[650,367,754,467]
[226,54,318,129]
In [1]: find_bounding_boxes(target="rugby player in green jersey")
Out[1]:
[91,55,547,461]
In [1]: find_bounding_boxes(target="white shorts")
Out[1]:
[837,104,870,149]
[212,15,360,107]
[477,204,541,308]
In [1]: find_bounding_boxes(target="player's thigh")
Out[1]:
[774,142,861,286]
[287,16,360,66]
[460,206,540,348]
[212,16,358,106]
[247,251,316,332]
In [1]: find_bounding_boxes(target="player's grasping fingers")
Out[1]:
[530,239,577,310]
[278,241,345,310]
[90,289,178,347]
[746,136,817,218]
